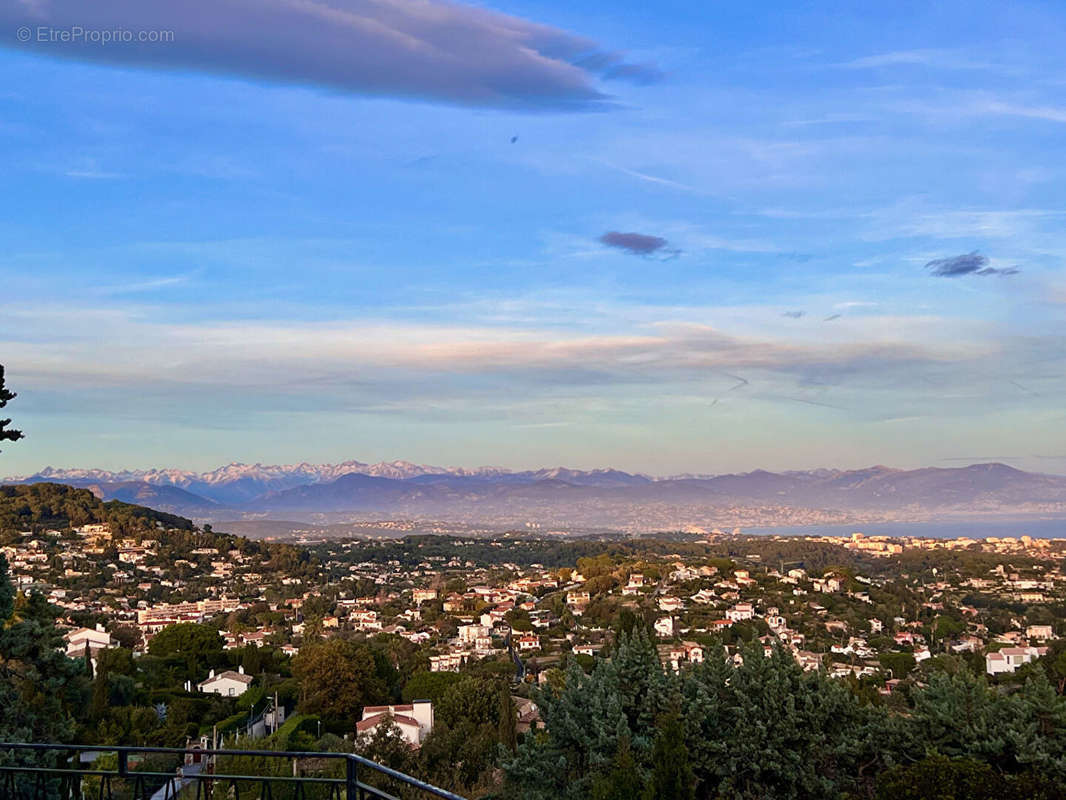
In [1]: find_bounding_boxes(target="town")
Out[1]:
[3,483,1066,796]
[19,523,1062,686]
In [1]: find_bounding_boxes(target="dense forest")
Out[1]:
[503,631,1066,800]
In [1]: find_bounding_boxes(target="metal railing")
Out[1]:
[0,742,467,800]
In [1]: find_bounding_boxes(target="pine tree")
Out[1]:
[642,709,695,800]
[0,556,89,744]
[591,733,646,800]
[0,365,24,451]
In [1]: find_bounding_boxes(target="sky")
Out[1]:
[1,0,1065,477]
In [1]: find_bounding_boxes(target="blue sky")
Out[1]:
[1,0,1065,476]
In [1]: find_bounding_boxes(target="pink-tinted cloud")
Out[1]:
[1,0,660,109]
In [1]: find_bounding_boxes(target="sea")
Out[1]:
[744,518,1066,540]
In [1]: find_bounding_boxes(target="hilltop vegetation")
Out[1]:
[0,482,195,536]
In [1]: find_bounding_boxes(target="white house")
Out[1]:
[725,603,754,622]
[1027,625,1055,642]
[198,667,253,697]
[429,653,466,672]
[63,626,112,659]
[458,624,490,644]
[654,616,675,638]
[690,589,717,605]
[357,701,434,747]
[658,596,684,612]
[986,646,1048,675]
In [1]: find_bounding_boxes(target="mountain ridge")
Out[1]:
[6,461,1066,526]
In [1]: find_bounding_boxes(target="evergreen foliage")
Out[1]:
[0,366,23,452]
[503,631,1066,800]
[0,554,88,744]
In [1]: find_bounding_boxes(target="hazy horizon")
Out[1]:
[6,455,1066,482]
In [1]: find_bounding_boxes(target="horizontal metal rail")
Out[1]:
[0,742,467,800]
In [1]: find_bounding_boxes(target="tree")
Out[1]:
[436,676,500,729]
[876,755,999,800]
[0,366,23,451]
[401,670,463,704]
[91,655,111,720]
[0,555,88,744]
[504,636,892,800]
[878,651,916,680]
[147,622,224,681]
[292,639,385,729]
[643,710,695,800]
[503,632,671,800]
[355,715,418,776]
[591,734,645,800]
[498,684,517,753]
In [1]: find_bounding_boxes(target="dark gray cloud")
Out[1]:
[599,231,675,256]
[1,0,659,110]
[782,310,805,319]
[925,251,1020,277]
[823,314,842,322]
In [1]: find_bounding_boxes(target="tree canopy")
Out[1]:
[0,554,88,745]
[503,631,1066,800]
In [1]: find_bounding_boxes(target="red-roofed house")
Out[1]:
[986,646,1048,676]
[357,700,434,747]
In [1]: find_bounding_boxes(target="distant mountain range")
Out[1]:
[5,460,1066,527]
[5,461,651,505]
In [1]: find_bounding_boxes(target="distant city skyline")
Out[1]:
[2,0,1065,476]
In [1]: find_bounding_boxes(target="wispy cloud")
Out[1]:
[0,0,659,110]
[0,303,997,394]
[971,99,1066,124]
[64,167,123,180]
[94,274,192,296]
[838,49,992,71]
[591,159,705,193]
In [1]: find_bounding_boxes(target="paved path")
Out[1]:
[149,761,202,800]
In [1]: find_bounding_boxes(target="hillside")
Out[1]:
[0,482,196,535]
[86,481,220,514]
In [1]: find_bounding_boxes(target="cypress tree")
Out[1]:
[498,683,518,752]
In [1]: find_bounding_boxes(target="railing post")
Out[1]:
[346,756,358,800]
[118,750,129,778]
